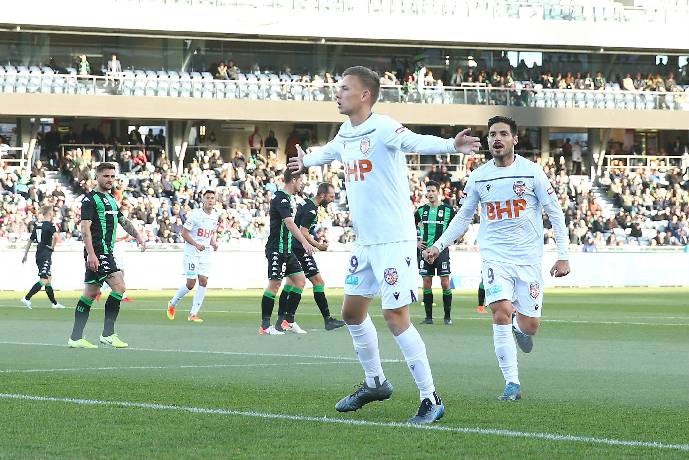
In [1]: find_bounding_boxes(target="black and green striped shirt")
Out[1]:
[80,190,122,255]
[266,190,295,254]
[415,203,455,247]
[292,198,319,252]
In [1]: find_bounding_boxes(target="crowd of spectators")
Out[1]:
[2,141,688,250]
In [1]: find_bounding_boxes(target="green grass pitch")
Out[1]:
[0,287,687,459]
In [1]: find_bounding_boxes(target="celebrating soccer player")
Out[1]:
[292,182,346,330]
[423,116,571,401]
[68,162,146,349]
[415,180,456,325]
[260,169,316,335]
[21,205,65,309]
[167,189,220,323]
[289,66,481,424]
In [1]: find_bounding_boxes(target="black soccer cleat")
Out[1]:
[324,316,346,331]
[419,318,433,325]
[335,378,393,412]
[409,392,445,424]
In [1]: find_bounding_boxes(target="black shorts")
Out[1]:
[419,248,451,277]
[36,252,52,278]
[266,250,303,280]
[84,253,121,286]
[293,248,319,279]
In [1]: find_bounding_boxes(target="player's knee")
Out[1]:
[198,277,208,287]
[186,279,196,289]
[294,278,306,290]
[521,319,540,335]
[440,279,450,290]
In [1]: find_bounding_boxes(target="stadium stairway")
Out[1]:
[45,170,79,203]
[590,182,619,217]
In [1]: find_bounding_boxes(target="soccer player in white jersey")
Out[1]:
[166,190,220,322]
[423,116,571,401]
[288,66,481,424]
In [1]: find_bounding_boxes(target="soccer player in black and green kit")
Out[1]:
[21,205,65,309]
[415,180,456,325]
[68,163,146,348]
[292,182,346,331]
[260,168,316,335]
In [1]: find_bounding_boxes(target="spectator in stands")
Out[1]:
[154,129,166,148]
[106,53,122,87]
[190,48,206,73]
[129,126,143,145]
[633,72,645,90]
[248,126,262,158]
[572,140,583,175]
[215,62,229,80]
[77,55,91,76]
[227,60,240,80]
[144,129,155,148]
[450,66,464,86]
[622,73,635,91]
[593,71,606,90]
[264,130,278,156]
[48,57,67,74]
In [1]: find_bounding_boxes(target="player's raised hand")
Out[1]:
[86,253,99,271]
[21,254,27,264]
[138,237,147,252]
[550,260,570,277]
[422,246,440,264]
[287,144,306,173]
[454,128,482,154]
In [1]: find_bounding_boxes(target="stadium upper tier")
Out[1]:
[5,0,688,52]
[1,67,687,112]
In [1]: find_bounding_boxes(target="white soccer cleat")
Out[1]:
[286,321,307,334]
[52,303,67,309]
[20,298,32,309]
[259,325,285,336]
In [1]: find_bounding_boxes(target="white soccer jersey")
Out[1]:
[304,113,455,245]
[183,208,220,255]
[434,155,569,265]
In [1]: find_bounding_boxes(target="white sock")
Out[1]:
[171,285,190,306]
[512,315,525,334]
[190,285,207,315]
[394,324,436,400]
[346,315,386,388]
[493,324,520,385]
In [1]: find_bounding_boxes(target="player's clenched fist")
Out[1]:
[422,246,440,264]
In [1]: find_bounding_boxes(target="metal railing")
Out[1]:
[603,154,686,172]
[110,0,689,24]
[0,147,28,170]
[3,73,687,111]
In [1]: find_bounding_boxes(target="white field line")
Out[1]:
[0,393,686,452]
[0,341,402,363]
[1,304,686,326]
[0,361,355,374]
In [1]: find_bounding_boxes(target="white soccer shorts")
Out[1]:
[183,254,211,279]
[481,260,544,317]
[344,240,419,309]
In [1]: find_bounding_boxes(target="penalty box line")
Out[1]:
[0,393,687,452]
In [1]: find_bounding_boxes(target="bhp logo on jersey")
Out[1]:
[345,159,373,182]
[197,228,214,238]
[486,199,527,220]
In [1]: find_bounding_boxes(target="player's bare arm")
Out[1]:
[300,226,327,251]
[81,220,99,271]
[181,227,204,252]
[284,217,315,255]
[21,238,32,264]
[119,215,146,251]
